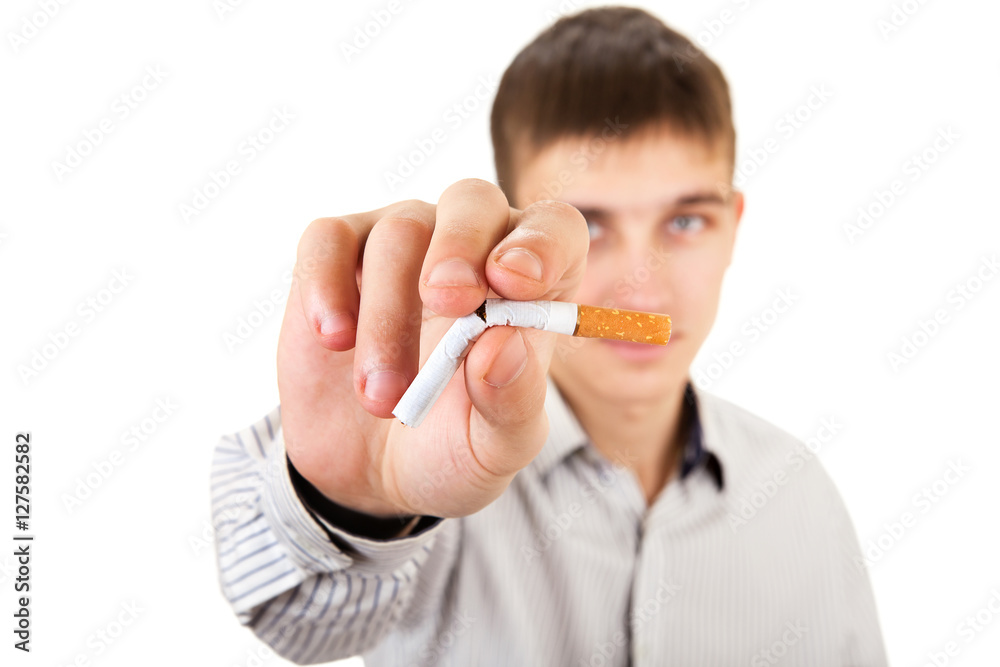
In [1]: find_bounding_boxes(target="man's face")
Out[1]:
[512,124,744,407]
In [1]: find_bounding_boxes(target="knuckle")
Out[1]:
[447,178,508,207]
[526,200,589,248]
[323,217,359,249]
[375,202,434,237]
[373,215,434,242]
[525,199,586,224]
[392,198,431,213]
[389,199,434,223]
[300,216,356,250]
[436,218,492,246]
[456,177,501,195]
[295,217,356,280]
[306,215,355,237]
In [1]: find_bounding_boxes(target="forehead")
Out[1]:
[515,125,730,211]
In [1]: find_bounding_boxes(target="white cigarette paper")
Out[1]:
[392,299,578,427]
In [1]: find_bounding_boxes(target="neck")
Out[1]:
[553,375,690,506]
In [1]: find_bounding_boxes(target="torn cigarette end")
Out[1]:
[393,299,672,428]
[574,305,671,345]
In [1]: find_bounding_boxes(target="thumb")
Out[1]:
[463,325,551,478]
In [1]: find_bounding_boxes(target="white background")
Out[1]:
[2,0,998,665]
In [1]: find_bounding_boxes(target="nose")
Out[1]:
[612,237,672,313]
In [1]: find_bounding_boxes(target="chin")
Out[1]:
[555,338,691,404]
[605,364,680,398]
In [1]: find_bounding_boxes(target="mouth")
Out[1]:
[599,334,676,362]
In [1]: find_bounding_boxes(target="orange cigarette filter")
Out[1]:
[573,305,672,345]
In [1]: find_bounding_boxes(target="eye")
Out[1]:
[585,218,606,242]
[668,214,706,234]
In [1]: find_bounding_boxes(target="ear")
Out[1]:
[724,189,745,267]
[732,189,745,228]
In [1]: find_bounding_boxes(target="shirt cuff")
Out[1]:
[287,452,440,540]
[260,420,447,576]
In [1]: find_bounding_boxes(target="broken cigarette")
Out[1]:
[392,299,671,427]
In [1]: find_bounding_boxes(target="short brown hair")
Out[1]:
[490,6,736,204]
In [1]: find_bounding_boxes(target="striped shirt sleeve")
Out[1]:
[829,482,890,665]
[210,405,456,663]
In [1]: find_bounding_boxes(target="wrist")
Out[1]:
[285,453,423,540]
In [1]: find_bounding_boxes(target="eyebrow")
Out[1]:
[675,190,729,206]
[567,190,729,219]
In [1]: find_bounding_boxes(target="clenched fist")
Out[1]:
[277,179,589,520]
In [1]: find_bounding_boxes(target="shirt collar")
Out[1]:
[533,375,724,491]
[678,382,725,490]
[686,380,743,493]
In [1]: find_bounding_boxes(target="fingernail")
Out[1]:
[425,259,480,287]
[320,313,356,336]
[364,370,408,402]
[495,248,543,281]
[483,329,527,388]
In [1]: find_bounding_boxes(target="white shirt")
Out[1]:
[211,376,888,665]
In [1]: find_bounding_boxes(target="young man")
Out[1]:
[211,7,888,665]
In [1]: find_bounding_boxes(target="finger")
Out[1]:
[485,199,590,302]
[419,178,511,318]
[294,215,373,351]
[354,207,436,418]
[462,325,551,478]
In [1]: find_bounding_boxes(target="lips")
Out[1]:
[599,337,673,362]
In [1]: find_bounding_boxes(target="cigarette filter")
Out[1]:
[392,299,671,427]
